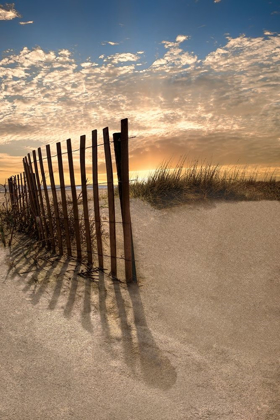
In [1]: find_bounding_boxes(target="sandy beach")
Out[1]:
[0,199,279,419]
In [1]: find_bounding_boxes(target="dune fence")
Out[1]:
[6,118,136,283]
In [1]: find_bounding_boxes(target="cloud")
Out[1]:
[0,140,44,156]
[0,2,21,20]
[271,11,280,15]
[19,20,33,25]
[264,30,277,36]
[153,36,197,70]
[0,34,279,180]
[104,52,140,64]
[102,41,120,46]
[214,0,222,3]
[175,35,189,43]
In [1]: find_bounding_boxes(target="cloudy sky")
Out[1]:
[0,0,280,182]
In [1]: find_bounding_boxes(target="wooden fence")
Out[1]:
[7,118,135,283]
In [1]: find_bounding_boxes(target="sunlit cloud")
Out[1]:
[264,30,278,36]
[101,41,120,46]
[153,36,197,70]
[0,2,21,20]
[104,52,140,63]
[19,20,33,25]
[175,35,189,43]
[0,33,279,178]
[214,0,222,3]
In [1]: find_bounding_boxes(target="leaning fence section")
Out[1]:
[7,118,135,283]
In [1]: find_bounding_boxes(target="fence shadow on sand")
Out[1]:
[4,237,177,391]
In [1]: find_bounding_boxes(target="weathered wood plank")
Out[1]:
[17,174,22,212]
[67,138,82,261]
[92,129,103,268]
[23,157,36,219]
[33,150,48,246]
[57,142,72,257]
[46,144,63,255]
[23,171,29,210]
[103,127,117,277]
[27,153,40,217]
[20,173,26,222]
[38,147,55,252]
[120,119,133,282]
[80,135,92,265]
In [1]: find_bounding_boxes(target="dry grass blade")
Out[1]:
[130,158,280,208]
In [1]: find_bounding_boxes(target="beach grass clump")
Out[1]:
[130,158,280,208]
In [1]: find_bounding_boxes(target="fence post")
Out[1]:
[120,119,133,283]
[46,144,63,256]
[23,158,37,220]
[17,174,22,213]
[57,142,72,257]
[20,173,26,223]
[13,176,20,224]
[27,153,44,243]
[80,135,93,265]
[8,177,14,208]
[38,147,56,252]
[27,154,41,218]
[92,130,103,268]
[32,150,48,246]
[113,129,136,283]
[67,139,82,261]
[103,127,117,278]
[23,171,29,209]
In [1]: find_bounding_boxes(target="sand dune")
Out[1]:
[0,199,279,419]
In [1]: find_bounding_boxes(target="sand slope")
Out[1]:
[0,199,279,419]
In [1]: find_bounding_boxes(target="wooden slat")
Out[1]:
[20,173,25,222]
[17,175,22,212]
[32,150,48,246]
[67,139,82,261]
[13,176,19,213]
[23,157,36,219]
[113,133,122,206]
[38,148,55,252]
[27,153,40,216]
[27,153,43,242]
[23,171,29,210]
[120,119,133,282]
[23,157,40,237]
[57,142,72,257]
[80,135,92,265]
[92,130,103,268]
[103,127,117,277]
[114,130,137,283]
[46,144,63,255]
[8,177,13,207]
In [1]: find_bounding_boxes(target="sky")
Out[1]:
[0,0,280,182]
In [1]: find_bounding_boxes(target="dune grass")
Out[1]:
[129,158,280,208]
